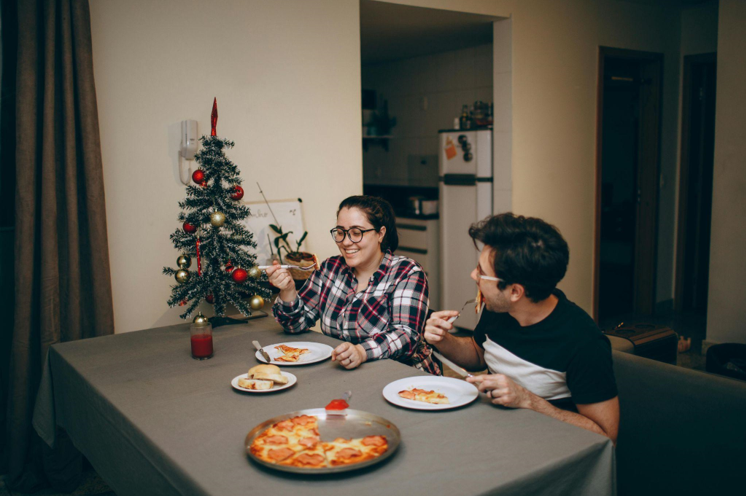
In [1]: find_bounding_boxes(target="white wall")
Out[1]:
[362,43,493,187]
[708,0,746,344]
[90,0,362,333]
[384,0,683,313]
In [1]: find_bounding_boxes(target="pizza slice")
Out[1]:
[274,344,311,363]
[280,444,328,468]
[476,289,483,313]
[398,388,450,404]
[322,436,388,466]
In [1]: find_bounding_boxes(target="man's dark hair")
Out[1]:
[468,213,569,302]
[337,195,399,252]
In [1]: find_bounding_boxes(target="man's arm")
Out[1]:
[469,374,620,445]
[424,310,486,371]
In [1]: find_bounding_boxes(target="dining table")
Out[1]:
[33,314,616,496]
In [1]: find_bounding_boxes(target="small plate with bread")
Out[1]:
[232,364,297,393]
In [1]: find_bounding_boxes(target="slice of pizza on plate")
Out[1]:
[274,344,311,363]
[398,388,450,404]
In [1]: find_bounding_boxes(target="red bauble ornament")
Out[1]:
[230,185,244,201]
[200,181,208,188]
[231,268,248,283]
[192,169,205,184]
[205,294,214,304]
[179,300,187,307]
[225,261,234,273]
[183,221,197,233]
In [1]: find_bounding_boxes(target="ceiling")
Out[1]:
[360,0,502,66]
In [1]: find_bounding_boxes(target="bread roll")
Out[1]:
[238,378,274,390]
[248,364,288,385]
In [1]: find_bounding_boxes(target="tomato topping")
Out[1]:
[362,435,386,447]
[262,435,288,445]
[325,399,349,410]
[336,448,362,459]
[267,448,295,461]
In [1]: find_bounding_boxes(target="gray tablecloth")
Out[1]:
[33,318,615,496]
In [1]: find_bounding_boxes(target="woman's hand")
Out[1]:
[265,261,297,303]
[332,342,367,370]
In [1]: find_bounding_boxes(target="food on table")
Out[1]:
[325,399,349,411]
[237,364,288,390]
[250,415,387,469]
[398,388,450,404]
[237,378,274,390]
[274,344,311,363]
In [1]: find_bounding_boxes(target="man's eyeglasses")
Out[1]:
[476,264,502,282]
[330,227,377,243]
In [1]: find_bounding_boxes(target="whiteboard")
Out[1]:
[241,199,307,265]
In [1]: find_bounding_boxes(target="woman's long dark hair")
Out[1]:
[337,195,398,252]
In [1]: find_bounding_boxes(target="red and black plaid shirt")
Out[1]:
[273,252,440,375]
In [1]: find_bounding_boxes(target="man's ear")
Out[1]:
[509,283,525,303]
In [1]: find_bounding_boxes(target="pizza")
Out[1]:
[274,344,311,363]
[476,289,483,313]
[398,388,450,404]
[249,415,387,469]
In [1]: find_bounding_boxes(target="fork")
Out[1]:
[446,298,477,325]
[256,265,315,271]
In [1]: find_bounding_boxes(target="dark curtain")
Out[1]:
[6,0,115,491]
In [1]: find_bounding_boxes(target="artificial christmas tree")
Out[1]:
[164,99,270,321]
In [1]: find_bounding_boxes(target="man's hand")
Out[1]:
[467,374,532,409]
[265,261,297,302]
[424,310,459,345]
[331,342,367,370]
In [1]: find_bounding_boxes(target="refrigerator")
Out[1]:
[438,129,492,331]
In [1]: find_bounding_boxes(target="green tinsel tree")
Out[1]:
[163,99,270,320]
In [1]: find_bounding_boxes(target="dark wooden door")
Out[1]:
[595,48,663,321]
[676,53,716,313]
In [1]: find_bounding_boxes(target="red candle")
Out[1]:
[191,334,213,359]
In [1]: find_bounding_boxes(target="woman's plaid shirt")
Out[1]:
[273,252,440,375]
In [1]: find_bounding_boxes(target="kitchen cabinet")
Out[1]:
[395,217,440,309]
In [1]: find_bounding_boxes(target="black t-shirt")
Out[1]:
[473,290,617,408]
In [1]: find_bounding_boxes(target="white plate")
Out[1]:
[254,341,333,366]
[231,372,297,393]
[382,376,479,410]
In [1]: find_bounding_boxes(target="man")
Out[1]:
[425,213,619,444]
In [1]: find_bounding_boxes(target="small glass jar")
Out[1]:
[190,321,213,360]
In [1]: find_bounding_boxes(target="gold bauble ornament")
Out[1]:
[249,295,265,310]
[192,313,210,325]
[177,254,191,269]
[248,266,261,279]
[175,269,190,284]
[210,211,226,227]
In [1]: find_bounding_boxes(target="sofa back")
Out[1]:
[613,350,746,496]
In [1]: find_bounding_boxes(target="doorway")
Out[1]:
[675,53,716,314]
[594,47,663,322]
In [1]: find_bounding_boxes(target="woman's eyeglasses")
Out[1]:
[330,227,377,243]
[476,264,501,282]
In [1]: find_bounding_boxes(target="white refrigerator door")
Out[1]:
[439,130,492,331]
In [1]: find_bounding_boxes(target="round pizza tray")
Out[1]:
[245,408,401,475]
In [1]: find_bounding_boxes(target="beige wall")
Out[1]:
[90,0,362,333]
[708,0,746,344]
[383,0,682,314]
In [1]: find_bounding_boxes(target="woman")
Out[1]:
[268,195,440,374]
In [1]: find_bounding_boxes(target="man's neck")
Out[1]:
[509,293,559,327]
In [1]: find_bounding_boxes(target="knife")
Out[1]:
[252,340,272,363]
[432,351,473,378]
